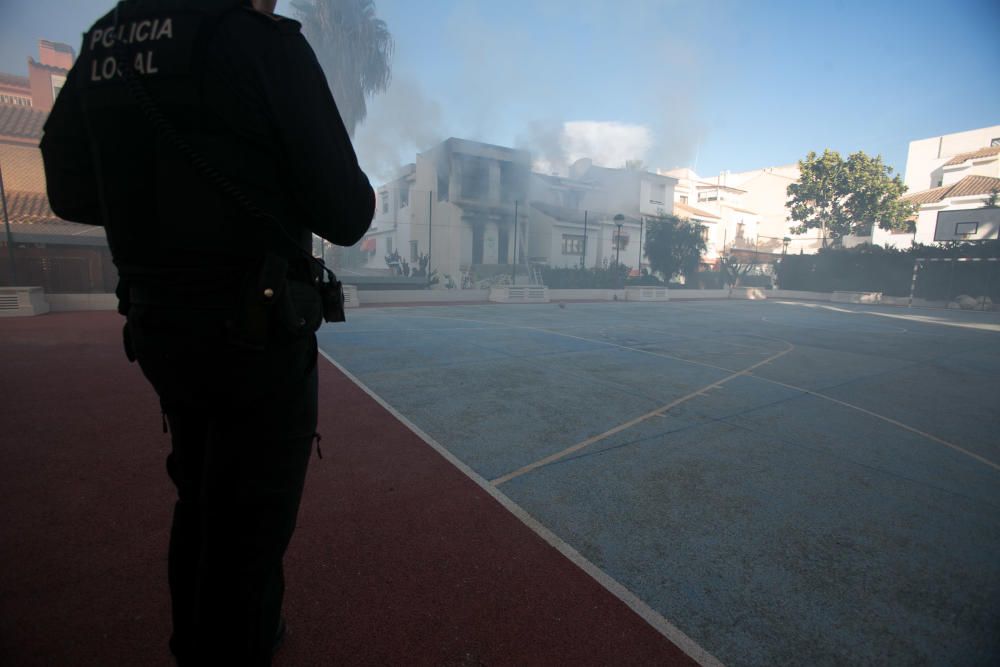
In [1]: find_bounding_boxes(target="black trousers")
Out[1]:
[128,305,318,666]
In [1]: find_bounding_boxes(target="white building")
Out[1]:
[526,160,677,273]
[362,138,532,284]
[873,125,1000,249]
[364,141,681,282]
[663,166,805,268]
[902,125,1000,192]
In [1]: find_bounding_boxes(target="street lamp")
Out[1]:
[613,213,624,269]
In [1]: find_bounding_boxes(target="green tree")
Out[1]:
[787,149,916,244]
[293,0,394,137]
[643,215,706,282]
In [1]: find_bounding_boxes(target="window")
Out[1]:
[680,195,688,204]
[699,225,710,242]
[0,94,31,106]
[410,240,419,262]
[736,222,746,238]
[648,183,666,206]
[613,231,629,251]
[380,191,389,214]
[437,172,449,201]
[386,238,393,256]
[398,187,409,208]
[992,138,1000,147]
[562,235,585,255]
[461,156,489,200]
[50,74,66,100]
[500,161,524,202]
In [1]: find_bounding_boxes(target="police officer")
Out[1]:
[41,0,374,663]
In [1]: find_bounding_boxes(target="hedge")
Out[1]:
[775,242,1000,299]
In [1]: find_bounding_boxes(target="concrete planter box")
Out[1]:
[0,287,51,317]
[489,286,549,303]
[729,287,767,300]
[832,291,882,304]
[626,286,669,302]
[342,285,360,309]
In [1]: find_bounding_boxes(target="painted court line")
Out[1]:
[491,344,794,486]
[318,348,724,667]
[365,308,1000,473]
[773,301,1000,333]
[747,374,1000,473]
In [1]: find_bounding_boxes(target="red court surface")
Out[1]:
[0,311,696,666]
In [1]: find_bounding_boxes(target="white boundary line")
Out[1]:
[772,301,1000,333]
[492,344,794,486]
[319,348,724,667]
[350,310,1000,474]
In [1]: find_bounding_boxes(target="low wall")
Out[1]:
[729,287,767,300]
[769,290,833,301]
[549,289,626,301]
[361,289,490,305]
[26,288,964,312]
[832,291,883,304]
[44,293,116,312]
[668,289,730,300]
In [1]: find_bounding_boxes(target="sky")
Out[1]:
[2,0,998,184]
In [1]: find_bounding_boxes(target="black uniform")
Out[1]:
[41,1,374,664]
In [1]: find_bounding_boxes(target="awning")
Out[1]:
[360,237,376,252]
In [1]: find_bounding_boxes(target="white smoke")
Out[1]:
[354,75,443,184]
[524,121,653,174]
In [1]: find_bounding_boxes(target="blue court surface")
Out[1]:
[317,299,1000,666]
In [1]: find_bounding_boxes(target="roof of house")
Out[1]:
[0,103,47,140]
[673,201,721,220]
[903,175,1000,205]
[5,190,59,223]
[3,190,106,245]
[530,201,640,225]
[695,182,747,193]
[0,73,31,90]
[7,221,108,246]
[722,204,758,215]
[943,145,1000,167]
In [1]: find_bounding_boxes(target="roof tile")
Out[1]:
[4,190,59,224]
[903,175,1000,205]
[673,201,721,220]
[0,103,48,140]
[943,145,1000,167]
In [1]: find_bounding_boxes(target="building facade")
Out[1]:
[873,125,1000,249]
[0,40,115,293]
[364,139,680,283]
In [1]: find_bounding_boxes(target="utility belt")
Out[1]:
[121,254,343,355]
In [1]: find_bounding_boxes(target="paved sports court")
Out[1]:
[320,299,1000,665]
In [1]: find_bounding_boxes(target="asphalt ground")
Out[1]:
[321,299,1000,666]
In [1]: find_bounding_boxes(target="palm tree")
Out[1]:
[292,0,393,137]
